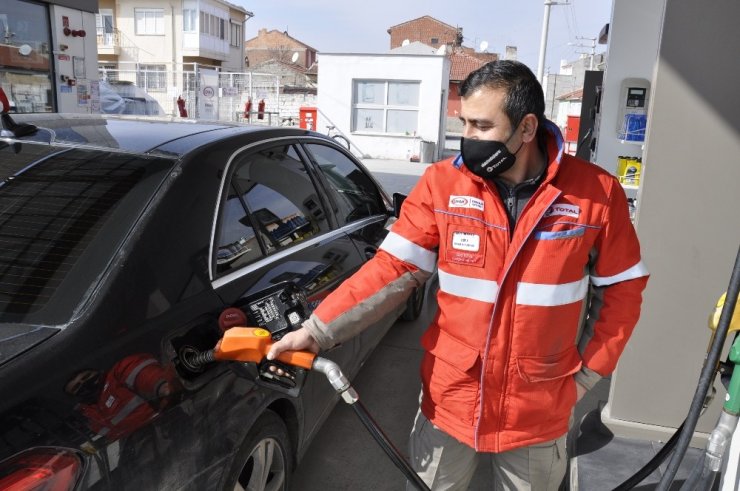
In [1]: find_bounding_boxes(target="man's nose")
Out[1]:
[461,123,480,140]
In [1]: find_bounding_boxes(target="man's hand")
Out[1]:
[267,328,320,361]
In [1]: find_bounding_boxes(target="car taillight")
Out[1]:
[0,448,83,491]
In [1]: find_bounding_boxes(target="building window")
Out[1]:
[430,37,439,45]
[352,80,420,135]
[135,8,164,35]
[99,63,119,82]
[198,11,227,39]
[230,22,241,47]
[136,64,167,90]
[183,9,197,32]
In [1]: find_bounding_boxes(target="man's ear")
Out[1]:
[520,114,539,143]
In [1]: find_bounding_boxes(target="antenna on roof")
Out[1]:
[401,39,410,47]
[479,40,489,52]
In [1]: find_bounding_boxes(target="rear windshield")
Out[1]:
[0,142,174,326]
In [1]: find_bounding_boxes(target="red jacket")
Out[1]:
[78,354,171,441]
[303,122,648,452]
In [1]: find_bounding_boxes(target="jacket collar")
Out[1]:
[452,119,566,185]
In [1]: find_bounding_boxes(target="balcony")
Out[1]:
[96,27,121,56]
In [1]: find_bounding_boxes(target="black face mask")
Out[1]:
[460,131,524,178]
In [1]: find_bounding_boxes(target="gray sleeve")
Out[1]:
[302,269,431,350]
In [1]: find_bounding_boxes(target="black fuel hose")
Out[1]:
[611,421,684,490]
[655,246,740,491]
[350,401,431,491]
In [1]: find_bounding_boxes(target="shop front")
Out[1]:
[1,0,98,113]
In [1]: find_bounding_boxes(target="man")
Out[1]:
[269,60,649,490]
[65,353,174,441]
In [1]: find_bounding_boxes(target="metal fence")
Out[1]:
[98,65,281,124]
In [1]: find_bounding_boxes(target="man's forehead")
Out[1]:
[460,88,507,121]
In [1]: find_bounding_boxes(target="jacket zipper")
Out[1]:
[473,188,561,451]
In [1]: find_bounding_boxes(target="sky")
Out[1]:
[232,0,613,74]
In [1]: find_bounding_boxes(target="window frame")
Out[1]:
[230,21,241,47]
[134,8,165,36]
[212,140,336,278]
[136,64,167,91]
[351,79,421,136]
[183,8,197,32]
[299,141,390,227]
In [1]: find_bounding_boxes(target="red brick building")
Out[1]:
[389,16,500,117]
[387,15,463,49]
[244,28,318,71]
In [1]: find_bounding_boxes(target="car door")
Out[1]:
[300,143,401,359]
[211,140,366,441]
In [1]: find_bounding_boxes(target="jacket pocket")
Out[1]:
[420,328,481,424]
[515,347,582,383]
[421,328,479,372]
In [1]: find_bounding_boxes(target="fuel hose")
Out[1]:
[655,246,740,491]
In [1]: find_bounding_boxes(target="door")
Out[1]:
[211,141,366,439]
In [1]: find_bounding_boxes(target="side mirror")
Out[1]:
[392,193,407,218]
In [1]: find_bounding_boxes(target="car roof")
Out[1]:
[7,113,317,156]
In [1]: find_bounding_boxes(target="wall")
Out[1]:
[317,53,450,160]
[245,29,316,69]
[593,1,664,176]
[50,5,98,113]
[602,0,740,448]
[388,16,458,49]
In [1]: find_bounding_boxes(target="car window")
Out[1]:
[304,144,385,225]
[215,144,329,276]
[0,143,175,325]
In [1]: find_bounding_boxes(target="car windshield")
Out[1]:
[0,142,175,327]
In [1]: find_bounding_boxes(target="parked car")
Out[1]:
[0,113,424,490]
[98,80,165,116]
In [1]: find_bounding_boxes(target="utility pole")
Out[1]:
[536,0,570,84]
[573,36,597,70]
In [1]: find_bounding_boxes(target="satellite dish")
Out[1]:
[479,41,489,52]
[401,39,410,47]
[18,44,32,56]
[436,45,448,55]
[291,52,299,63]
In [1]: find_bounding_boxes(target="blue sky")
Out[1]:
[234,0,612,74]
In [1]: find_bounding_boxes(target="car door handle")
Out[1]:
[364,246,377,259]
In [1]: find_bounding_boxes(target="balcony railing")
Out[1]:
[96,27,121,50]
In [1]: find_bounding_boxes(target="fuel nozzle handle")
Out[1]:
[214,327,317,369]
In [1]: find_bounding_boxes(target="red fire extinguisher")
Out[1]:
[257,99,265,120]
[244,98,252,120]
[176,96,188,118]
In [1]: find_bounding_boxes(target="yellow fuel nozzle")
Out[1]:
[706,292,740,352]
[214,327,316,370]
[709,292,740,332]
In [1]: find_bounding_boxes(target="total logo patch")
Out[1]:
[545,203,580,218]
[449,195,485,212]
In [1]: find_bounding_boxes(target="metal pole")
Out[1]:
[536,1,552,83]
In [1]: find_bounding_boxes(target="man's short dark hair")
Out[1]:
[460,60,546,140]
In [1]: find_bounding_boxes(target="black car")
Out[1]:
[0,113,422,490]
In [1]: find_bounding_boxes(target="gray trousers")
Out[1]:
[406,410,567,491]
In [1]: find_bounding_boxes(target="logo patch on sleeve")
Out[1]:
[545,203,580,218]
[449,195,485,212]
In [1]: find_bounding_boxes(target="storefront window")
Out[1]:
[0,0,53,113]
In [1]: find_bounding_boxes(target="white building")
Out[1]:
[317,52,450,161]
[97,0,251,73]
